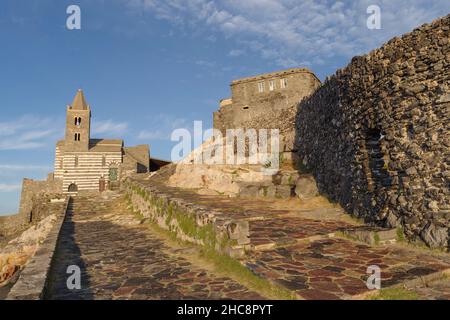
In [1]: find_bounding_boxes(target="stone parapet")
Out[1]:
[124,178,250,257]
[6,199,69,300]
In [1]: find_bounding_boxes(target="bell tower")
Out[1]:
[65,89,91,152]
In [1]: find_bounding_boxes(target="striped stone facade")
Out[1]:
[54,90,150,194]
[54,143,123,193]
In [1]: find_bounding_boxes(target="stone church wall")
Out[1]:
[296,15,449,249]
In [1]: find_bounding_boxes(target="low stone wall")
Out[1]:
[124,179,250,257]
[296,15,449,249]
[0,176,63,239]
[6,199,68,300]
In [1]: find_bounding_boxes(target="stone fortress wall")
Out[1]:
[0,175,63,238]
[296,14,449,249]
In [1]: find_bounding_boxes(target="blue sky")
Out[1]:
[0,0,448,214]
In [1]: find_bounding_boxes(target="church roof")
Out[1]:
[71,89,89,110]
[89,139,123,152]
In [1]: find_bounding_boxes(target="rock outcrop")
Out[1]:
[0,214,58,286]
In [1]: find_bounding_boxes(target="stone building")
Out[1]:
[213,67,321,165]
[54,90,154,194]
[214,68,320,132]
[1,90,171,238]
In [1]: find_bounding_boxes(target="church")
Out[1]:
[54,90,162,194]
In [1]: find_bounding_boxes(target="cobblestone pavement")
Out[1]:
[45,195,264,300]
[134,175,450,300]
[244,238,450,299]
[45,182,450,300]
[248,217,355,250]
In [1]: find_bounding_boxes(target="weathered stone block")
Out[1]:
[294,175,319,200]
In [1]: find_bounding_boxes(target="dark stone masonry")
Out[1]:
[296,14,449,249]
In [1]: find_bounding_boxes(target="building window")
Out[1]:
[102,155,106,166]
[269,80,275,91]
[280,78,287,88]
[74,117,81,126]
[258,81,265,93]
[74,156,78,167]
[74,133,81,141]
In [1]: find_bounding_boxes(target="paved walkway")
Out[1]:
[133,174,450,300]
[45,185,450,300]
[45,195,263,300]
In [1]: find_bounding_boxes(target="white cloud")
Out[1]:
[0,115,63,150]
[123,0,449,69]
[229,49,245,57]
[91,119,128,136]
[138,114,188,140]
[0,183,21,192]
[0,116,128,150]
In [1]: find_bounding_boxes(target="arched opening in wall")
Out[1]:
[108,163,120,191]
[68,183,78,192]
[365,128,391,190]
[29,211,33,223]
[109,167,118,182]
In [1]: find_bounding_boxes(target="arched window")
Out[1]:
[74,117,82,126]
[74,133,81,141]
[68,183,78,192]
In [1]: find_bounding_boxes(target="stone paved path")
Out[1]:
[45,180,450,300]
[134,174,450,300]
[244,238,450,299]
[45,194,264,300]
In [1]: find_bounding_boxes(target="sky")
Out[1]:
[0,0,448,214]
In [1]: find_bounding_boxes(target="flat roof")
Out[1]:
[231,67,320,85]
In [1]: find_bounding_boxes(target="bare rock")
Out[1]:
[420,222,448,248]
[295,175,319,200]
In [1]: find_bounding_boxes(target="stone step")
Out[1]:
[245,216,357,251]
